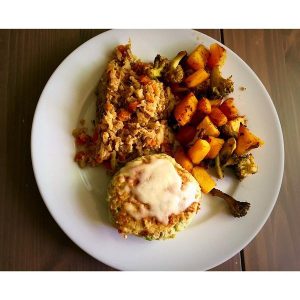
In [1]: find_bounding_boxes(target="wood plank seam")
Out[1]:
[221,28,244,271]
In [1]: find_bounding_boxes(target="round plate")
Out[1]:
[31,30,284,270]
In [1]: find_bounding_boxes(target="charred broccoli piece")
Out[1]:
[148,51,187,84]
[222,154,239,169]
[148,54,169,78]
[215,155,224,179]
[221,117,246,138]
[210,67,234,98]
[163,51,187,83]
[210,188,250,217]
[219,137,236,165]
[235,153,258,180]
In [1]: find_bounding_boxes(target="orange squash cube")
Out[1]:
[188,139,211,164]
[192,167,216,194]
[206,137,225,159]
[207,43,226,69]
[197,97,212,115]
[185,69,210,88]
[235,125,264,156]
[175,125,197,144]
[174,92,198,126]
[196,116,220,137]
[209,107,228,127]
[174,148,193,172]
[219,98,239,120]
[209,99,222,108]
[187,44,210,70]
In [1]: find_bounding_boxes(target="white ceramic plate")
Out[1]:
[31,30,284,270]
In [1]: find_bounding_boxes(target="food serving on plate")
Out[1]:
[108,154,201,240]
[73,44,175,169]
[73,42,264,239]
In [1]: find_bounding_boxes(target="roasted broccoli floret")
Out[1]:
[148,51,187,84]
[221,117,246,138]
[163,51,186,83]
[215,155,224,179]
[210,188,250,217]
[148,54,169,78]
[235,153,258,180]
[209,67,234,98]
[219,137,236,164]
[222,154,239,169]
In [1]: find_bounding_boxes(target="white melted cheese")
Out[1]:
[125,158,200,224]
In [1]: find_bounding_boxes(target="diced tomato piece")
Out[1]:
[116,45,127,58]
[117,109,131,121]
[92,125,101,143]
[147,139,157,147]
[128,101,139,112]
[75,151,86,161]
[104,102,114,112]
[75,133,90,145]
[140,75,151,85]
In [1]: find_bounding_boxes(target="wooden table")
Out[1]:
[0,29,299,271]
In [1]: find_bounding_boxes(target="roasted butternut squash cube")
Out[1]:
[235,125,264,156]
[185,69,210,88]
[209,99,222,108]
[174,92,198,126]
[207,43,226,69]
[192,166,216,194]
[175,125,196,144]
[190,110,206,126]
[197,97,212,115]
[206,137,225,159]
[219,98,239,120]
[197,116,220,137]
[209,107,228,127]
[188,139,211,164]
[174,148,193,172]
[187,44,210,70]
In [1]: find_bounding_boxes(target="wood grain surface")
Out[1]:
[0,29,297,271]
[223,30,300,270]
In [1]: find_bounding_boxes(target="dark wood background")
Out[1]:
[0,29,299,271]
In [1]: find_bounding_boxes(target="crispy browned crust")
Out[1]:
[108,154,201,240]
